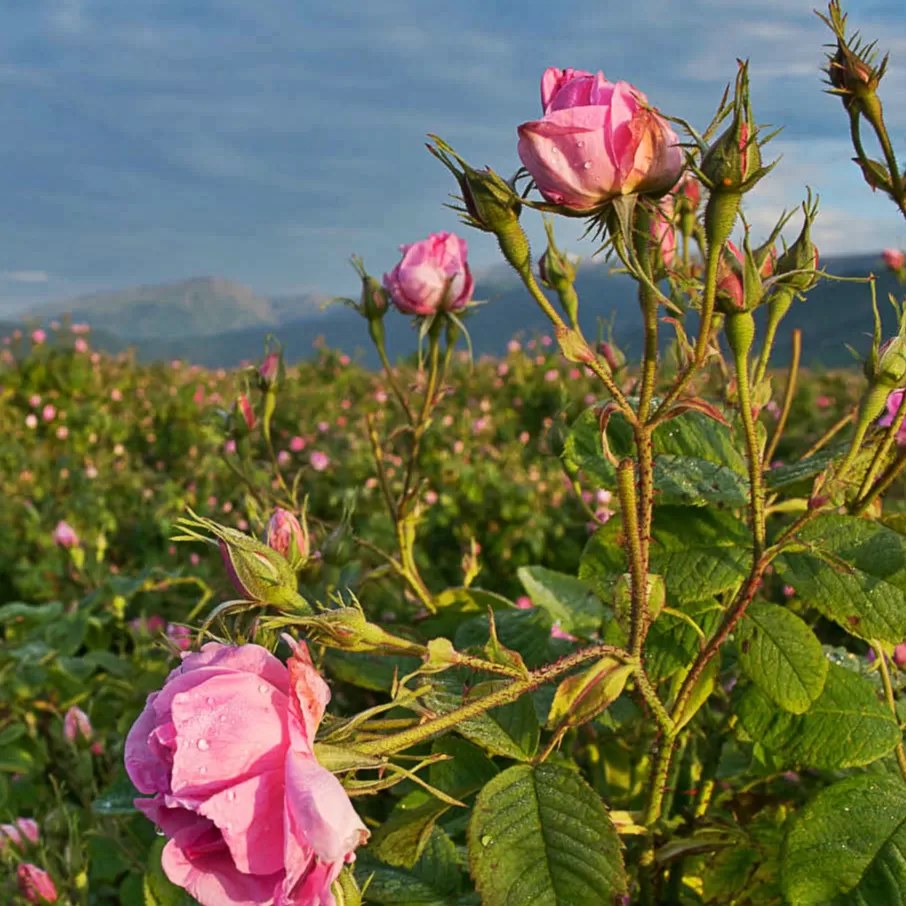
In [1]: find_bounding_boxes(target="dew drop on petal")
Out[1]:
[227,790,236,802]
[206,697,214,706]
[576,140,584,148]
[258,684,269,694]
[198,766,207,774]
[197,739,209,751]
[583,161,592,170]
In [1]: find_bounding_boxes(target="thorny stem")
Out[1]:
[617,459,648,657]
[375,339,414,425]
[652,230,723,420]
[763,329,801,468]
[354,644,633,756]
[854,447,906,517]
[734,337,768,559]
[872,641,906,783]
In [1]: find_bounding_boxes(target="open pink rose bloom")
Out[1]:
[383,232,474,316]
[518,67,683,211]
[125,639,369,906]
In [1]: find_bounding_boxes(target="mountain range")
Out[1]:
[5,254,901,369]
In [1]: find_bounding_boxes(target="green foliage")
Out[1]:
[783,774,906,905]
[468,764,627,906]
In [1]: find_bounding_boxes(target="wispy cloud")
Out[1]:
[1,270,51,283]
[0,0,901,315]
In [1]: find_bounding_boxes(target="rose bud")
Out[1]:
[383,232,474,316]
[517,68,683,211]
[51,520,79,549]
[266,508,311,570]
[258,351,281,391]
[17,864,58,903]
[883,249,905,271]
[237,394,255,432]
[125,639,369,906]
[63,705,93,743]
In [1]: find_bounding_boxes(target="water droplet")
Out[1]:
[583,161,592,170]
[258,683,269,694]
[219,714,227,722]
[576,140,584,148]
[199,766,207,774]
[206,697,214,706]
[227,790,236,802]
[197,738,210,751]
[480,835,493,847]
[155,827,166,837]
[550,147,559,154]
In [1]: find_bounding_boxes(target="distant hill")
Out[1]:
[6,253,902,368]
[31,277,323,341]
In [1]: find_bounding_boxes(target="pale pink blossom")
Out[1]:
[125,640,368,906]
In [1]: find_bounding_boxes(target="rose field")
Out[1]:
[6,3,906,905]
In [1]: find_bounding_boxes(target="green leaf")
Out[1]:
[92,769,141,816]
[651,454,749,508]
[701,845,760,902]
[765,440,848,490]
[359,828,470,905]
[144,838,198,905]
[324,651,422,693]
[369,795,453,869]
[516,566,605,637]
[782,774,906,905]
[421,588,515,639]
[454,608,570,670]
[564,405,749,507]
[424,671,539,761]
[737,663,899,768]
[428,737,499,797]
[645,600,722,683]
[0,601,64,626]
[581,507,750,604]
[777,514,906,642]
[468,763,627,905]
[737,602,828,714]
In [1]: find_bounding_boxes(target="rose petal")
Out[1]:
[125,691,172,794]
[169,673,290,800]
[170,643,289,695]
[162,835,281,906]
[286,639,330,751]
[198,770,285,876]
[284,751,369,867]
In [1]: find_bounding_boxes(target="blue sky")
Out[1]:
[0,0,904,314]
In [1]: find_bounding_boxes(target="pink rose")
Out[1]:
[883,249,905,271]
[31,329,47,345]
[383,232,474,316]
[517,68,683,211]
[290,436,306,452]
[310,451,330,472]
[125,640,368,906]
[879,389,906,444]
[17,864,57,903]
[266,508,310,565]
[52,520,79,549]
[167,624,193,652]
[1,818,39,849]
[238,394,255,431]
[63,706,93,742]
